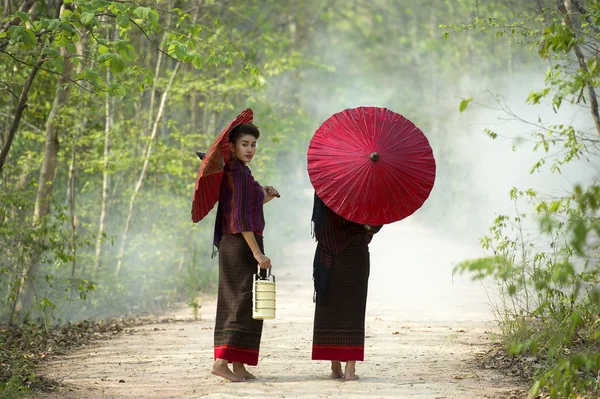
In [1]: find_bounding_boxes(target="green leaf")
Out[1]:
[110,54,126,74]
[98,45,109,54]
[133,7,149,19]
[65,42,77,54]
[40,297,57,310]
[85,69,101,83]
[174,45,188,61]
[148,9,159,26]
[192,54,204,69]
[97,53,113,63]
[80,12,97,26]
[459,98,472,112]
[61,22,76,34]
[16,11,30,21]
[117,14,131,29]
[119,44,135,62]
[20,29,36,46]
[52,56,64,73]
[42,47,59,56]
[48,19,61,30]
[507,284,517,296]
[115,84,127,96]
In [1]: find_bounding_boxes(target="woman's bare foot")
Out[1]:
[232,362,256,380]
[211,359,246,382]
[344,361,359,381]
[331,360,343,379]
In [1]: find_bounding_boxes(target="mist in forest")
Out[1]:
[260,30,600,321]
[35,2,600,323]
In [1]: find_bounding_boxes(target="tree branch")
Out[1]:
[569,0,600,34]
[0,112,43,132]
[0,50,95,94]
[0,81,19,101]
[559,2,600,136]
[0,52,45,174]
[129,18,179,63]
[0,0,36,35]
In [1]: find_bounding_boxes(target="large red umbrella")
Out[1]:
[307,106,436,225]
[191,108,254,223]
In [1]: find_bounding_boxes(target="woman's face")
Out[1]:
[230,134,257,164]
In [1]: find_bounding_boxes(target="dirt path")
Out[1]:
[37,223,527,399]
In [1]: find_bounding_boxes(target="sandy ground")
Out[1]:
[36,221,527,399]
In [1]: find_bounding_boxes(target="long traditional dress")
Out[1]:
[311,193,382,362]
[213,158,265,366]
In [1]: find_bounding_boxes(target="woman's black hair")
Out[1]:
[229,123,260,143]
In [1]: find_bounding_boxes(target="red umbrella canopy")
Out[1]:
[307,107,436,225]
[191,108,254,223]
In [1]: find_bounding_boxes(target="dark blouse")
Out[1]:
[214,159,265,247]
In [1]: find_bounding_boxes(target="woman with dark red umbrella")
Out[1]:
[311,192,382,380]
[308,107,436,380]
[192,112,279,382]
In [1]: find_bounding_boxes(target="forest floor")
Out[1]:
[34,224,530,399]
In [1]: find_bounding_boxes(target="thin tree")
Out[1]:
[115,62,181,276]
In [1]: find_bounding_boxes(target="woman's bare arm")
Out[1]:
[241,231,271,268]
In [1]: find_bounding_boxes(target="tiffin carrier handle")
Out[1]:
[256,265,274,281]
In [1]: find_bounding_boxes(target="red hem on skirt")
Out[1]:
[312,345,364,362]
[214,345,259,366]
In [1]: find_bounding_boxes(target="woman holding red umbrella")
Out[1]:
[311,192,382,380]
[308,107,436,380]
[193,114,279,382]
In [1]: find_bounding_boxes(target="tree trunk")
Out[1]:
[114,2,199,276]
[68,142,77,279]
[66,37,88,280]
[569,0,600,33]
[0,0,36,50]
[94,21,115,275]
[94,76,114,274]
[144,0,172,136]
[536,0,543,12]
[19,41,73,310]
[559,1,600,136]
[563,0,583,31]
[2,0,12,19]
[34,68,70,219]
[145,34,165,136]
[115,62,181,276]
[0,53,45,174]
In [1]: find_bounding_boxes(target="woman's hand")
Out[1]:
[364,224,383,235]
[254,252,272,269]
[262,186,280,204]
[263,186,280,198]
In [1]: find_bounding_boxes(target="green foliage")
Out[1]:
[0,0,574,392]
[448,3,600,398]
[455,186,600,398]
[0,0,323,331]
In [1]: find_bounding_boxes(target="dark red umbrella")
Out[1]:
[191,108,254,223]
[307,106,436,225]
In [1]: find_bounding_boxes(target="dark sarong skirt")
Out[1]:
[214,233,264,365]
[312,242,370,361]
